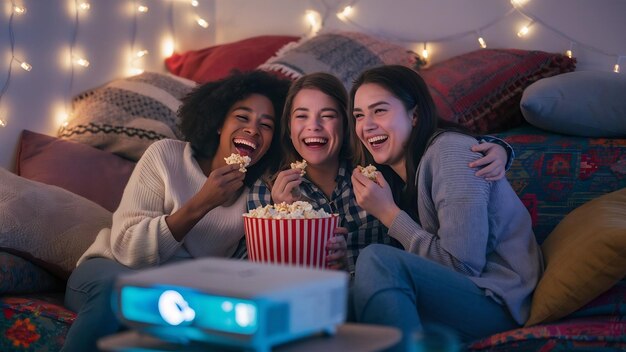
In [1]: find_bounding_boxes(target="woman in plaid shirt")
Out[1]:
[248,72,512,275]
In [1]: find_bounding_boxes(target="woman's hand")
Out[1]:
[166,164,244,242]
[326,227,348,270]
[271,169,304,204]
[198,164,246,210]
[351,169,400,228]
[470,142,507,181]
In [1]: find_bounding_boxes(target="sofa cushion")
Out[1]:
[259,31,420,89]
[0,294,75,350]
[17,130,135,212]
[58,71,196,161]
[0,168,111,279]
[420,49,576,134]
[525,188,626,326]
[0,251,62,294]
[165,35,299,83]
[521,71,626,137]
[495,125,626,243]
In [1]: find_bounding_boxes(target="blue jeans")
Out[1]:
[61,258,135,352]
[352,245,519,351]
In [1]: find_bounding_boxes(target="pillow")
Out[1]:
[525,187,626,326]
[259,31,419,89]
[520,71,626,137]
[58,71,197,161]
[165,35,299,83]
[17,130,135,212]
[0,251,62,294]
[420,49,576,134]
[0,168,112,279]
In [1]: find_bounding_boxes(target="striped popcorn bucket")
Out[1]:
[243,215,339,269]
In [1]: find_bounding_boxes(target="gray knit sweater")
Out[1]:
[388,131,543,324]
[78,139,247,269]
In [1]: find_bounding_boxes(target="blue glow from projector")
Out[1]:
[120,286,258,335]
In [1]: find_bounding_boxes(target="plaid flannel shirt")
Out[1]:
[247,160,400,274]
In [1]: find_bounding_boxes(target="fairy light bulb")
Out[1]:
[196,17,209,28]
[517,23,531,37]
[190,0,199,6]
[305,10,322,34]
[73,57,90,67]
[478,37,487,48]
[337,6,353,22]
[421,43,429,60]
[137,5,148,13]
[135,50,148,58]
[615,64,621,73]
[19,61,32,71]
[0,118,6,127]
[565,50,572,58]
[79,2,90,10]
[13,5,26,14]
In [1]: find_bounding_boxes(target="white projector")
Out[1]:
[113,258,348,351]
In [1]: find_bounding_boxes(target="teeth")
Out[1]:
[234,138,256,150]
[304,137,328,144]
[367,135,388,144]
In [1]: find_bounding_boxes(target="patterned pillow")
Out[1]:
[259,31,420,89]
[0,251,62,294]
[495,125,626,244]
[420,49,576,134]
[58,72,197,161]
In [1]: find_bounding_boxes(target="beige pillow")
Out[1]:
[526,188,626,326]
[0,167,111,279]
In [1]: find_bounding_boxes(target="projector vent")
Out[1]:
[264,303,289,337]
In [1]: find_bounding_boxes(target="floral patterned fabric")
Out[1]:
[495,125,626,244]
[1,294,75,351]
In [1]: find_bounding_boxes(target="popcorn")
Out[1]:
[358,164,379,181]
[290,159,307,175]
[224,153,251,172]
[245,201,332,219]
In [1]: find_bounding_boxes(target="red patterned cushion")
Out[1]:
[420,49,576,134]
[165,35,299,83]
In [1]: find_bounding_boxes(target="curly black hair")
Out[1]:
[177,70,291,186]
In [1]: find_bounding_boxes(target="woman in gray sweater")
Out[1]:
[348,65,543,350]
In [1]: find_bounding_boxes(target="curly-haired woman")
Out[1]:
[61,71,291,351]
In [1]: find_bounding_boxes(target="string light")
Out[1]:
[190,0,199,7]
[337,6,353,22]
[196,16,209,28]
[73,56,90,67]
[477,31,487,48]
[0,1,35,128]
[79,2,90,11]
[305,10,322,35]
[565,41,574,58]
[137,5,148,13]
[517,21,533,37]
[615,57,623,73]
[421,43,429,60]
[13,5,26,14]
[321,1,623,72]
[135,49,148,58]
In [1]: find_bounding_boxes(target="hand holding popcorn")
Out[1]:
[224,153,251,173]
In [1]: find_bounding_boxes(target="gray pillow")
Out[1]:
[520,71,626,137]
[0,167,111,279]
